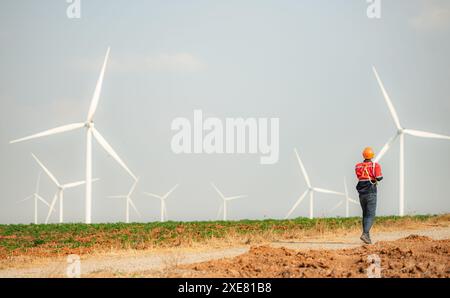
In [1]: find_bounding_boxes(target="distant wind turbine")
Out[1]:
[211,183,247,221]
[143,184,179,222]
[372,66,450,216]
[285,149,344,220]
[30,153,92,224]
[108,179,141,223]
[329,177,359,217]
[10,48,136,224]
[18,171,50,224]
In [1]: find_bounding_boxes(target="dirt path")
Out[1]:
[180,235,450,278]
[271,226,450,250]
[0,226,448,277]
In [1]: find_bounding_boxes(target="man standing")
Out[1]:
[355,147,383,244]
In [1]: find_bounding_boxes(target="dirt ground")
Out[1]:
[0,226,448,277]
[175,235,449,278]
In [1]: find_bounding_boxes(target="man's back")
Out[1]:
[355,160,383,182]
[355,160,383,194]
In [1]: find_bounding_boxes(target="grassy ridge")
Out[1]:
[0,215,445,258]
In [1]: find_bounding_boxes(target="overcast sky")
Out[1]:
[1,0,449,224]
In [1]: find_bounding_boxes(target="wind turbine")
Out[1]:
[143,184,179,222]
[30,153,90,224]
[18,171,51,224]
[10,48,136,223]
[107,179,141,223]
[211,183,247,221]
[329,177,359,217]
[285,149,344,220]
[372,66,450,216]
[28,154,85,224]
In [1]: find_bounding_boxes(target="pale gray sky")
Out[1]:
[1,0,449,224]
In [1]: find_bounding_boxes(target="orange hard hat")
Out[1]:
[362,147,375,160]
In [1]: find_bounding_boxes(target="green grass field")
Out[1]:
[0,214,447,259]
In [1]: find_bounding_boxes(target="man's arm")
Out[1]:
[375,163,383,182]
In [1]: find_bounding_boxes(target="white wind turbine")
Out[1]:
[30,153,90,224]
[107,179,141,223]
[372,66,450,216]
[211,183,247,221]
[18,171,51,224]
[10,48,136,223]
[143,184,179,222]
[329,177,359,217]
[285,149,344,220]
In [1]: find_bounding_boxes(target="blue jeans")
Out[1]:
[359,190,377,235]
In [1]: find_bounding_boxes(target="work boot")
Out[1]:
[360,233,372,244]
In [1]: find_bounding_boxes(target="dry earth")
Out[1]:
[0,226,448,277]
[176,235,449,278]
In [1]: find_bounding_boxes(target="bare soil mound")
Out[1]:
[179,235,450,278]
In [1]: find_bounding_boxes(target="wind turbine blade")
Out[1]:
[91,128,137,180]
[374,135,397,163]
[226,195,247,201]
[10,123,85,144]
[372,66,402,130]
[70,177,100,189]
[330,200,344,213]
[18,195,34,203]
[294,148,311,187]
[342,176,357,206]
[63,180,87,189]
[349,198,359,205]
[211,182,226,199]
[404,129,450,140]
[31,153,60,186]
[128,198,141,218]
[128,179,139,196]
[36,194,50,207]
[142,192,162,199]
[87,47,110,122]
[164,204,168,220]
[45,193,58,223]
[285,190,309,219]
[314,188,344,196]
[163,184,179,200]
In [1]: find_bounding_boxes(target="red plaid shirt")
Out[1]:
[355,160,383,181]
